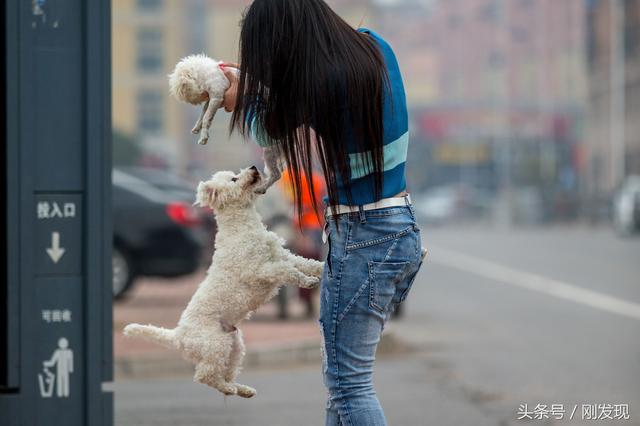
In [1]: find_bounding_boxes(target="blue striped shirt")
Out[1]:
[249,28,408,206]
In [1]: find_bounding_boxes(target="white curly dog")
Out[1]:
[123,166,324,398]
[168,54,229,146]
[168,54,284,194]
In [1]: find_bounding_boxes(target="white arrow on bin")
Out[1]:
[46,232,66,263]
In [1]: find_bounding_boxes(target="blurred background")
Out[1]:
[111,1,640,425]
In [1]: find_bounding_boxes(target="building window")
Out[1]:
[479,1,499,22]
[137,0,163,12]
[488,51,505,68]
[624,1,639,57]
[137,90,163,134]
[448,14,462,29]
[137,29,163,73]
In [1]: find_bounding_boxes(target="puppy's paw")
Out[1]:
[122,323,140,337]
[310,260,325,278]
[219,384,238,396]
[191,126,201,135]
[301,276,320,289]
[199,380,237,396]
[198,130,209,145]
[235,384,257,398]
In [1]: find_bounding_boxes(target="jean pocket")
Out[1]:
[346,226,414,251]
[395,259,423,305]
[368,261,411,314]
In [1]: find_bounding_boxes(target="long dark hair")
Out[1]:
[230,0,389,217]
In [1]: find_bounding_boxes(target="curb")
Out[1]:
[114,330,409,380]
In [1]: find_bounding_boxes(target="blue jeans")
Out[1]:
[319,204,424,426]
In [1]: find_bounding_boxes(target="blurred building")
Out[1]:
[112,0,378,178]
[112,0,199,173]
[374,0,587,223]
[112,0,261,178]
[371,0,439,107]
[585,0,640,214]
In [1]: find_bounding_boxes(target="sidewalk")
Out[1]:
[114,270,320,378]
[113,271,408,379]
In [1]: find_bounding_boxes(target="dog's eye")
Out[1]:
[231,177,238,182]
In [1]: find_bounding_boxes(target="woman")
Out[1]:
[221,1,424,424]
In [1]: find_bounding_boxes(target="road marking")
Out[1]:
[430,245,640,321]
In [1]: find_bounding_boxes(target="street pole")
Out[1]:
[609,0,626,189]
[500,0,513,227]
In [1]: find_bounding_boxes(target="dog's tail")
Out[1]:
[123,323,177,350]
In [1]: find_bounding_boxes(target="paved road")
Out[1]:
[114,225,640,425]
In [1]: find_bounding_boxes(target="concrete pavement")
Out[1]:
[113,271,407,378]
[114,354,500,426]
[114,224,640,425]
[114,273,325,377]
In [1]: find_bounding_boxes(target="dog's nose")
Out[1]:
[250,165,258,171]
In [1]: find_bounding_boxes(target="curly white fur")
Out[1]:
[123,167,324,398]
[168,54,285,193]
[168,54,230,145]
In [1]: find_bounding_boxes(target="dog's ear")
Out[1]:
[194,181,216,207]
[168,68,198,102]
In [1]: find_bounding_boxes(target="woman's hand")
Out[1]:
[220,62,240,112]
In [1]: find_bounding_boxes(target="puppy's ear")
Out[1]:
[168,68,198,102]
[194,181,216,207]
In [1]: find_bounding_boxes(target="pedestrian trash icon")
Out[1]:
[38,337,74,398]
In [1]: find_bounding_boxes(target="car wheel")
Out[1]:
[113,246,135,299]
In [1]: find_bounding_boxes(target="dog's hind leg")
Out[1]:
[194,361,237,396]
[224,329,244,383]
[225,329,256,398]
[193,332,237,395]
[191,100,209,134]
[197,96,220,145]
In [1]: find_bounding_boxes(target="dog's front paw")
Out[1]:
[191,126,201,135]
[310,261,325,278]
[301,276,320,289]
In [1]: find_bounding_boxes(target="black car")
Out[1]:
[112,168,215,299]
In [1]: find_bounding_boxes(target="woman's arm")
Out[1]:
[221,64,276,147]
[220,63,239,112]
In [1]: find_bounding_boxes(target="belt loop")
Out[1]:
[358,204,366,223]
[405,193,416,219]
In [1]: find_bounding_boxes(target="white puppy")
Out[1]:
[123,167,324,398]
[168,54,284,194]
[168,54,229,146]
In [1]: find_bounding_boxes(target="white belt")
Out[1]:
[322,194,413,243]
[324,194,412,217]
